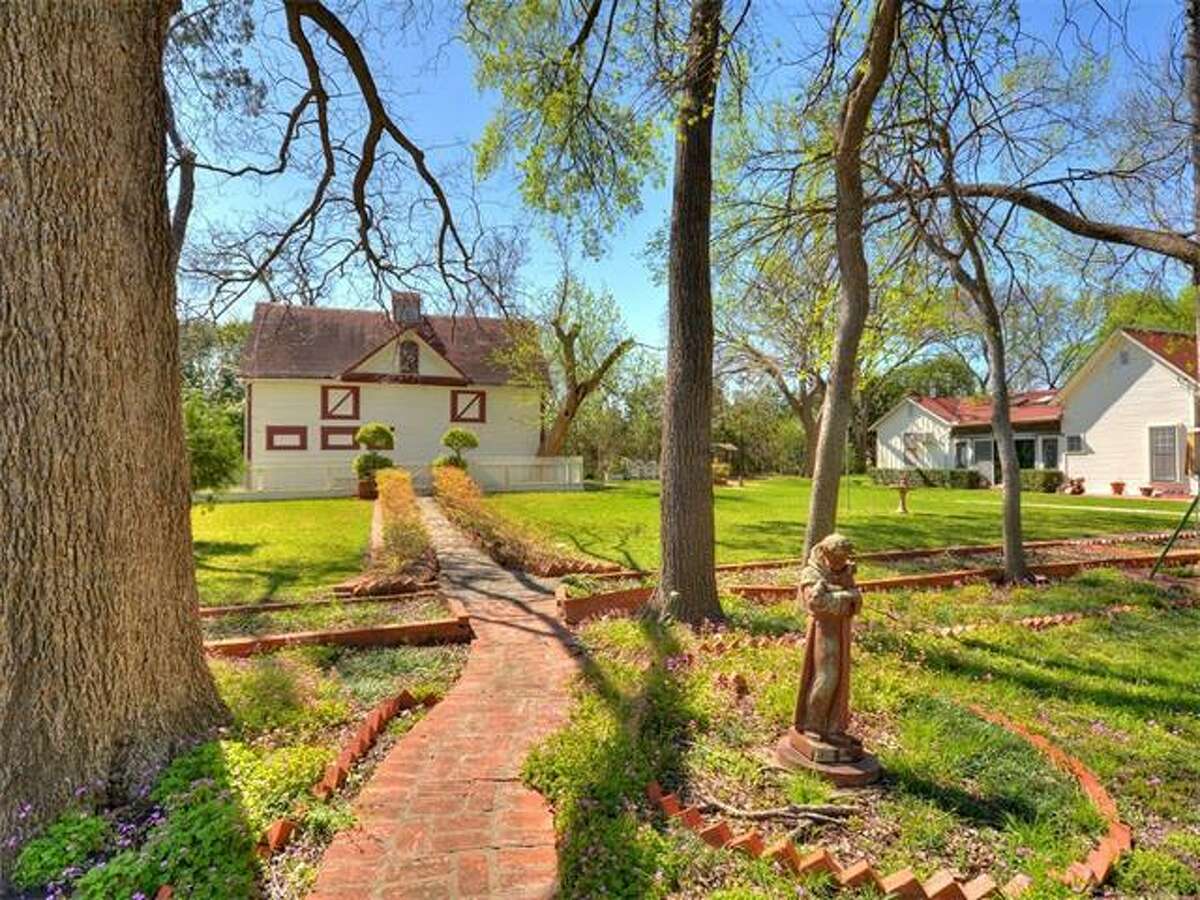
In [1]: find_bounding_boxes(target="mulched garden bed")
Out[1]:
[201,594,451,641]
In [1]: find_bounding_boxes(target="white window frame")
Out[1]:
[1148,424,1181,483]
[1065,434,1085,454]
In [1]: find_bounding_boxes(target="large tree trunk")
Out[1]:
[804,0,900,553]
[0,2,224,872]
[650,0,723,624]
[798,390,821,477]
[539,389,583,456]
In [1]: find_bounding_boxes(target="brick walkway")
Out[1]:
[308,499,580,899]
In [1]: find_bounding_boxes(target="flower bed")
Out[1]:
[334,469,438,596]
[432,466,620,575]
[5,645,467,899]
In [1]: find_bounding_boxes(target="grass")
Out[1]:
[200,595,450,640]
[524,572,1200,898]
[486,477,1193,570]
[192,498,374,605]
[11,644,467,899]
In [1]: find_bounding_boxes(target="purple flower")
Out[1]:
[17,802,32,820]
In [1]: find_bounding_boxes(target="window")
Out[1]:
[320,426,359,450]
[954,440,970,468]
[1041,437,1059,470]
[266,426,307,451]
[398,340,419,375]
[321,385,360,420]
[1066,434,1084,454]
[974,439,994,462]
[1150,425,1179,482]
[1015,438,1037,470]
[451,389,486,423]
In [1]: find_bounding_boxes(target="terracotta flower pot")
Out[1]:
[1110,482,1125,496]
[357,478,377,500]
[1139,486,1154,498]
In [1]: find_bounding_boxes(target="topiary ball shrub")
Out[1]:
[353,451,394,481]
[432,454,467,470]
[354,421,395,451]
[441,427,479,467]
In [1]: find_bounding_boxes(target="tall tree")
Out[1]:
[0,3,224,867]
[803,0,901,553]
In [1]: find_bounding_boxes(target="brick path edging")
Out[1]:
[202,599,471,657]
[261,689,442,855]
[643,703,1135,897]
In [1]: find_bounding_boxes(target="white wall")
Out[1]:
[245,378,545,493]
[1060,336,1194,493]
[875,400,953,469]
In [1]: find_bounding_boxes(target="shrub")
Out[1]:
[711,461,731,484]
[868,467,983,489]
[432,466,559,570]
[353,421,394,451]
[183,390,242,492]
[432,453,467,470]
[1020,468,1064,493]
[352,451,393,481]
[375,469,431,570]
[441,427,479,467]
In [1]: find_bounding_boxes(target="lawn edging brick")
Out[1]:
[556,583,653,625]
[202,598,472,657]
[258,688,441,856]
[727,549,1200,602]
[642,701,1134,897]
[198,588,441,619]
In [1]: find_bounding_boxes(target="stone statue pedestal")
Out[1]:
[776,728,881,787]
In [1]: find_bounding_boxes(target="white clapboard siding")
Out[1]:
[874,400,953,469]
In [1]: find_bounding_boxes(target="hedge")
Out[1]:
[1019,468,1065,493]
[868,468,984,489]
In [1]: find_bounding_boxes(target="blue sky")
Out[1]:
[190,0,1179,346]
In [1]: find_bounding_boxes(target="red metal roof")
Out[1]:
[1121,328,1198,380]
[911,389,1062,427]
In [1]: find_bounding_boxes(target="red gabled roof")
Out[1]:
[911,389,1061,427]
[1121,328,1198,381]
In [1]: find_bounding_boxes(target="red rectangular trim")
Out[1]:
[451,389,486,423]
[321,385,360,420]
[320,426,360,450]
[266,425,308,451]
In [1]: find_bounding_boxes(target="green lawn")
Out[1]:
[192,498,374,605]
[487,477,1193,570]
[527,575,1200,897]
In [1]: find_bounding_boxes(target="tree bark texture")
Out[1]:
[1187,0,1200,445]
[651,0,723,624]
[0,2,224,873]
[974,298,1029,581]
[804,0,900,554]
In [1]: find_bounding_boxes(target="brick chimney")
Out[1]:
[392,291,422,326]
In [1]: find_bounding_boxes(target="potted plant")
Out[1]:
[1111,481,1126,496]
[435,426,479,470]
[352,422,395,499]
[1139,485,1155,497]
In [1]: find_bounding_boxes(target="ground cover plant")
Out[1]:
[433,466,603,573]
[337,468,440,595]
[7,645,467,899]
[486,477,1195,571]
[526,573,1200,897]
[192,499,374,605]
[200,594,450,640]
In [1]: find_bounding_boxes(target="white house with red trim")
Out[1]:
[873,328,1199,496]
[238,294,581,495]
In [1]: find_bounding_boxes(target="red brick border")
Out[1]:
[642,700,1135,897]
[727,549,1200,602]
[202,599,472,657]
[199,589,441,619]
[259,689,440,855]
[584,529,1200,583]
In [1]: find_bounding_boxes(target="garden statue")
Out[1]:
[895,473,911,514]
[776,533,880,785]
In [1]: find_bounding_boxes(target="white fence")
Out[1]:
[229,455,584,499]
